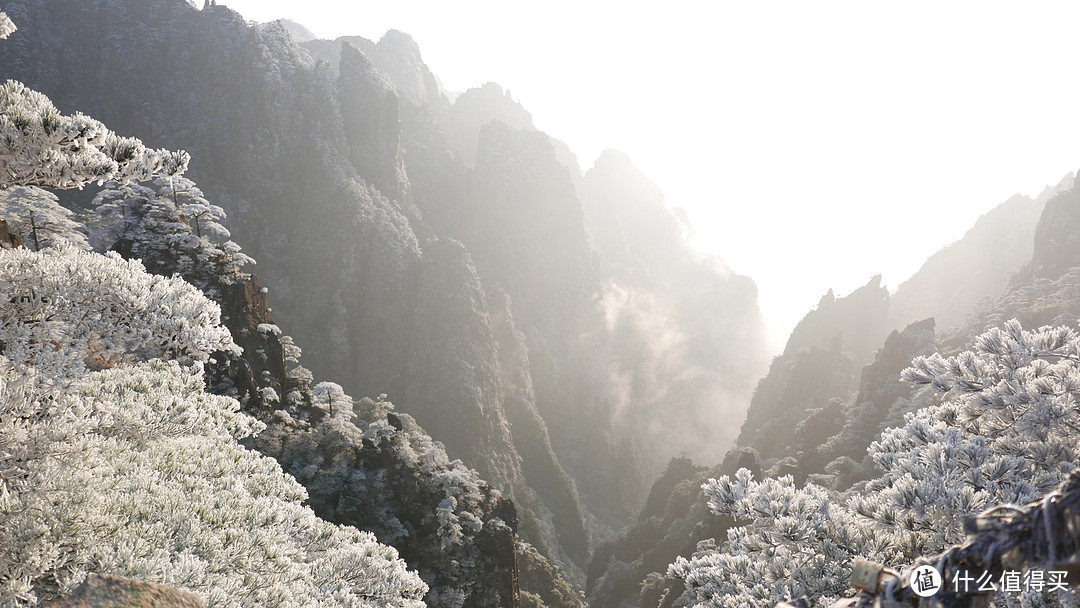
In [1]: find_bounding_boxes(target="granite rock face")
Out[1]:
[1016,173,1080,283]
[737,276,889,460]
[47,574,203,608]
[890,173,1071,333]
[0,218,23,248]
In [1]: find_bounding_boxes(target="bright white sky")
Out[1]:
[219,0,1080,353]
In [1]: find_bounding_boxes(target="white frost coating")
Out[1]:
[258,323,283,336]
[0,359,428,607]
[0,80,188,189]
[0,238,426,608]
[90,178,255,289]
[670,320,1080,608]
[260,385,281,403]
[0,11,16,40]
[0,246,238,378]
[0,185,90,250]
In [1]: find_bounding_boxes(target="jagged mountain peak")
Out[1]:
[1017,171,1080,282]
[301,29,440,107]
[891,170,1075,333]
[784,274,889,362]
[275,18,317,43]
[373,28,438,105]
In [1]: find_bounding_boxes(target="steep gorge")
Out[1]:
[0,0,768,590]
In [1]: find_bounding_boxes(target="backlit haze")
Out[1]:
[218,0,1080,352]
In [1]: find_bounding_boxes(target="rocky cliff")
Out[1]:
[737,276,889,460]
[0,0,767,595]
[586,173,1080,608]
[890,173,1071,333]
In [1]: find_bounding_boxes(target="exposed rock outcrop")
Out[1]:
[1016,172,1080,283]
[738,276,888,460]
[47,574,203,608]
[444,83,534,167]
[801,317,937,483]
[302,30,441,107]
[890,173,1071,333]
[0,218,22,248]
[339,41,412,205]
[783,275,890,363]
[404,238,522,494]
[214,273,287,403]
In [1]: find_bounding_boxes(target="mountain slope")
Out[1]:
[0,0,768,589]
[890,173,1073,333]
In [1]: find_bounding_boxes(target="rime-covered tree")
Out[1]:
[669,320,1080,608]
[0,185,88,250]
[0,10,15,39]
[311,381,353,420]
[0,245,428,608]
[260,393,513,608]
[159,176,229,242]
[90,177,253,290]
[0,80,187,190]
[0,45,427,606]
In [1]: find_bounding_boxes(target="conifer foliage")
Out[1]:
[0,185,88,250]
[90,177,254,290]
[0,246,428,607]
[669,320,1080,608]
[0,53,428,606]
[0,80,188,189]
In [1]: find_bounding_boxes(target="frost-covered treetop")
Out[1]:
[670,320,1080,608]
[0,11,15,39]
[0,80,188,189]
[0,186,89,250]
[0,246,428,607]
[0,352,429,608]
[0,245,238,379]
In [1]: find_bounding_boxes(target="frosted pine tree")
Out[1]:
[311,381,354,420]
[0,185,89,250]
[669,319,1080,608]
[0,80,187,189]
[857,321,1080,549]
[159,176,229,241]
[0,48,428,606]
[90,177,253,290]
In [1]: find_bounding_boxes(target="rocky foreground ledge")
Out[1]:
[47,574,203,608]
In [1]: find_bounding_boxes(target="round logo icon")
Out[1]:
[910,565,943,597]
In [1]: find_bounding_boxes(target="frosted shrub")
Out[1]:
[669,470,896,608]
[91,177,254,288]
[0,360,427,608]
[311,381,353,420]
